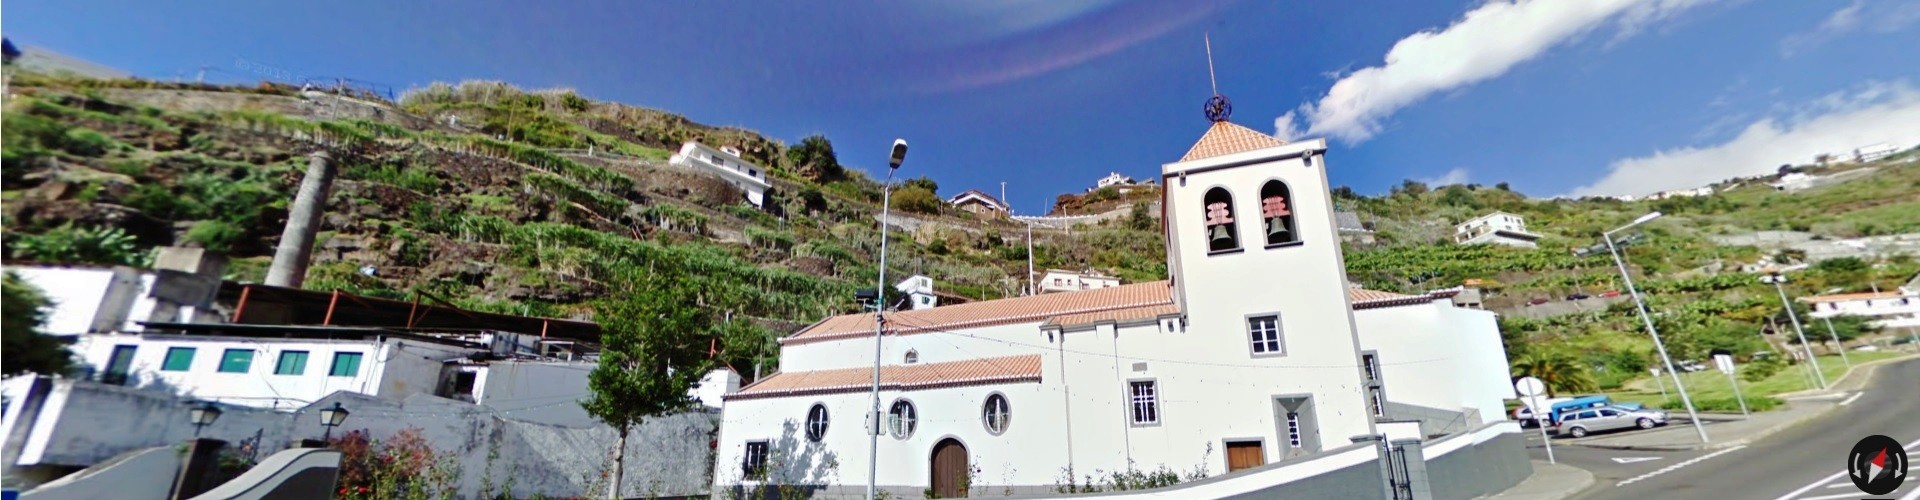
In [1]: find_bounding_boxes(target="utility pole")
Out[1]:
[1026,221,1035,296]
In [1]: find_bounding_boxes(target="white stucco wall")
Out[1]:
[11,267,163,335]
[1354,300,1513,423]
[669,142,771,207]
[473,361,596,427]
[69,334,388,410]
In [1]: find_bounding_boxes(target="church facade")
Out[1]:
[712,119,1514,497]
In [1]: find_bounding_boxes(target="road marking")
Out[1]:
[1617,445,1747,487]
[1774,437,1920,500]
[1612,456,1662,464]
[1823,483,1852,488]
[1839,392,1865,406]
[1799,492,1875,500]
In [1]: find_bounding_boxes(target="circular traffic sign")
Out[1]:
[1515,377,1547,397]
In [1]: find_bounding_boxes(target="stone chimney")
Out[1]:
[265,151,336,288]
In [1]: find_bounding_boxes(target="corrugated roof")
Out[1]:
[1180,121,1287,162]
[784,281,1174,344]
[1798,291,1912,303]
[727,354,1042,400]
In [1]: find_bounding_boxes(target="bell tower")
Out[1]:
[1158,88,1378,447]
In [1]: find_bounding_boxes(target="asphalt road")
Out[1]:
[1528,357,1920,500]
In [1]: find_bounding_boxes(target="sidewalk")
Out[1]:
[1477,460,1593,500]
[1565,353,1916,451]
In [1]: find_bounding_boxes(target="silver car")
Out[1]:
[1556,406,1670,438]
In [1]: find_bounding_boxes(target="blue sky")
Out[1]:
[8,0,1920,212]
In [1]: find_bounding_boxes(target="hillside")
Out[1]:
[5,70,1917,390]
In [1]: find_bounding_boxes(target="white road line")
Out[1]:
[1823,482,1852,488]
[1839,392,1865,406]
[1799,492,1875,500]
[1617,445,1747,487]
[1775,437,1920,500]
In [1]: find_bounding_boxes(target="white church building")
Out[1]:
[712,118,1516,497]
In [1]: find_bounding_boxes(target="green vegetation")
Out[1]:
[1607,352,1901,411]
[3,272,73,377]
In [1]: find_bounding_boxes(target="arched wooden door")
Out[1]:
[930,438,969,498]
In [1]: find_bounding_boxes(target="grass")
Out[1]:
[1603,351,1905,411]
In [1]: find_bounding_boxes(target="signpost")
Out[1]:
[1711,350,1750,417]
[1516,376,1555,463]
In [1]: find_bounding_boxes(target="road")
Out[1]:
[1525,357,1920,500]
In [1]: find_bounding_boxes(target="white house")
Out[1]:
[1799,290,1920,329]
[1453,212,1541,248]
[711,119,1515,497]
[1094,172,1136,191]
[1648,186,1714,200]
[1855,143,1899,163]
[947,189,1009,216]
[668,141,773,208]
[895,275,940,311]
[1035,269,1123,294]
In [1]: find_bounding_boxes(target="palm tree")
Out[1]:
[1511,348,1597,397]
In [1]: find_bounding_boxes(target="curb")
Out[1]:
[1539,461,1595,500]
[1774,352,1918,399]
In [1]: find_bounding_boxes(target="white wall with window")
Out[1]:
[69,334,389,410]
[668,141,772,208]
[1353,298,1512,427]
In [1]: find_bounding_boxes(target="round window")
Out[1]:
[983,394,1011,435]
[887,399,917,439]
[805,404,829,442]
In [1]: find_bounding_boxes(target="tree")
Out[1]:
[1510,346,1596,396]
[890,186,942,214]
[581,274,716,499]
[1126,202,1155,231]
[902,176,939,195]
[785,135,843,182]
[1392,179,1429,197]
[3,271,72,376]
[1494,182,1511,191]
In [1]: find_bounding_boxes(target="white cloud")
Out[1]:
[1782,0,1920,56]
[1273,111,1303,142]
[1420,167,1471,187]
[1287,0,1712,144]
[1566,80,1920,197]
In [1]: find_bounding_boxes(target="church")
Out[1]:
[711,104,1516,498]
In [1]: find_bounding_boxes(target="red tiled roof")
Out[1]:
[1180,121,1287,162]
[726,354,1042,400]
[783,281,1175,344]
[1043,304,1181,329]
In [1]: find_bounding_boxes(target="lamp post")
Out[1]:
[188,402,223,437]
[867,139,907,500]
[1602,211,1709,444]
[318,402,350,442]
[1761,272,1827,389]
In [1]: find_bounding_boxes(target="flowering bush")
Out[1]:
[331,427,460,500]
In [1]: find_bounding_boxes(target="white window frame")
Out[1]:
[1246,314,1285,357]
[742,440,769,479]
[805,404,829,443]
[1128,379,1161,427]
[982,393,1011,435]
[887,398,918,439]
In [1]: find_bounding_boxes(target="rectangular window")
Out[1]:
[162,347,196,371]
[742,441,769,479]
[1129,380,1160,425]
[217,349,254,373]
[1248,315,1284,355]
[275,351,309,375]
[1362,353,1381,383]
[1368,387,1387,417]
[329,352,364,377]
[1285,412,1303,447]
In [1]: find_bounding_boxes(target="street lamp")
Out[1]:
[1761,272,1827,389]
[188,402,222,437]
[1601,211,1710,444]
[318,402,350,442]
[867,138,907,500]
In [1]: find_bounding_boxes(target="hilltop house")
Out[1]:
[713,119,1517,497]
[1453,212,1541,248]
[1799,286,1920,330]
[947,189,1009,216]
[1093,172,1135,191]
[1035,269,1123,293]
[669,141,772,208]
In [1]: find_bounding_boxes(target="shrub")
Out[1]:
[331,428,459,500]
[890,187,941,214]
[59,128,117,156]
[8,224,147,266]
[185,220,243,252]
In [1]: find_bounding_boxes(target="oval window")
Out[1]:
[805,404,829,442]
[887,399,917,439]
[983,394,1011,435]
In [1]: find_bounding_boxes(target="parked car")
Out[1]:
[1556,406,1670,438]
[1528,298,1551,306]
[1566,293,1592,301]
[1599,290,1622,298]
[1854,345,1880,351]
[1676,360,1708,372]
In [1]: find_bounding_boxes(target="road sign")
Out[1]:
[1515,377,1547,398]
[1713,354,1735,375]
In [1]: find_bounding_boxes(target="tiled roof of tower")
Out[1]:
[726,354,1043,400]
[1180,121,1287,162]
[784,280,1462,345]
[782,281,1175,344]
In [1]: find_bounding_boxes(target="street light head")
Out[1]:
[319,402,350,427]
[1632,211,1664,226]
[889,139,908,170]
[189,402,223,426]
